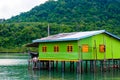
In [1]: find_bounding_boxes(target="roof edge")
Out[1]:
[33,30,106,43]
[33,38,78,43]
[33,30,120,43]
[105,31,120,40]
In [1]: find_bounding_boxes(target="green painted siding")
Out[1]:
[38,33,120,61]
[38,41,79,61]
[78,37,93,60]
[92,33,106,60]
[92,33,120,60]
[78,33,120,60]
[110,36,120,59]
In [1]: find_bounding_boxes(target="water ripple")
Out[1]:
[0,59,27,66]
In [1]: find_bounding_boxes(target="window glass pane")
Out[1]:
[67,45,73,52]
[54,46,59,52]
[42,46,47,52]
[99,45,105,52]
[82,44,88,53]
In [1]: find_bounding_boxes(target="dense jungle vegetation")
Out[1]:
[0,0,120,52]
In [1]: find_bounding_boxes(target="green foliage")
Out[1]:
[0,0,120,52]
[0,22,74,51]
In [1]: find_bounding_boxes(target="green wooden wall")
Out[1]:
[38,41,79,61]
[38,33,120,61]
[78,37,93,60]
[78,33,120,60]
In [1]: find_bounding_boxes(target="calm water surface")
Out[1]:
[0,53,120,80]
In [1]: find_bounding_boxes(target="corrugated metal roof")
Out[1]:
[33,30,120,43]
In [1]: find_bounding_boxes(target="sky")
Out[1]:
[0,0,48,19]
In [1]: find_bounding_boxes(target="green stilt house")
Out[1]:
[28,30,120,62]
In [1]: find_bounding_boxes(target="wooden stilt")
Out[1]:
[90,61,92,72]
[92,61,94,72]
[70,61,72,72]
[116,60,119,71]
[56,61,58,71]
[52,61,54,71]
[81,61,83,73]
[32,60,33,69]
[45,61,47,69]
[40,61,42,69]
[43,61,49,70]
[85,60,88,72]
[28,60,30,69]
[70,61,74,72]
[76,61,79,73]
[119,60,120,69]
[49,61,51,71]
[90,61,94,72]
[116,60,118,69]
[117,60,118,69]
[38,60,41,70]
[115,60,117,70]
[99,60,101,72]
[63,61,65,72]
[28,60,31,70]
[62,61,65,72]
[94,60,96,73]
[64,61,65,72]
[111,60,113,70]
[73,62,74,72]
[100,61,102,72]
[113,60,117,70]
[106,60,108,71]
[101,61,104,72]
[43,61,45,68]
[89,61,90,72]
[103,60,106,72]
[108,60,110,71]
[76,60,82,74]
[113,60,115,71]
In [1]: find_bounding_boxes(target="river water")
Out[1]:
[0,53,120,80]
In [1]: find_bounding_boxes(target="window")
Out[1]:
[67,45,73,52]
[54,45,59,52]
[42,46,47,52]
[99,44,105,52]
[82,44,89,53]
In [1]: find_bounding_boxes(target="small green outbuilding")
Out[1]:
[30,30,120,62]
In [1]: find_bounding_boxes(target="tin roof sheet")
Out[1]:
[33,30,120,43]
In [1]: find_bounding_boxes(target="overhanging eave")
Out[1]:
[26,42,39,47]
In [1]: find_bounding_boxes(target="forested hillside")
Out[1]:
[0,0,120,52]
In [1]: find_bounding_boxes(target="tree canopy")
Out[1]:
[0,0,120,52]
